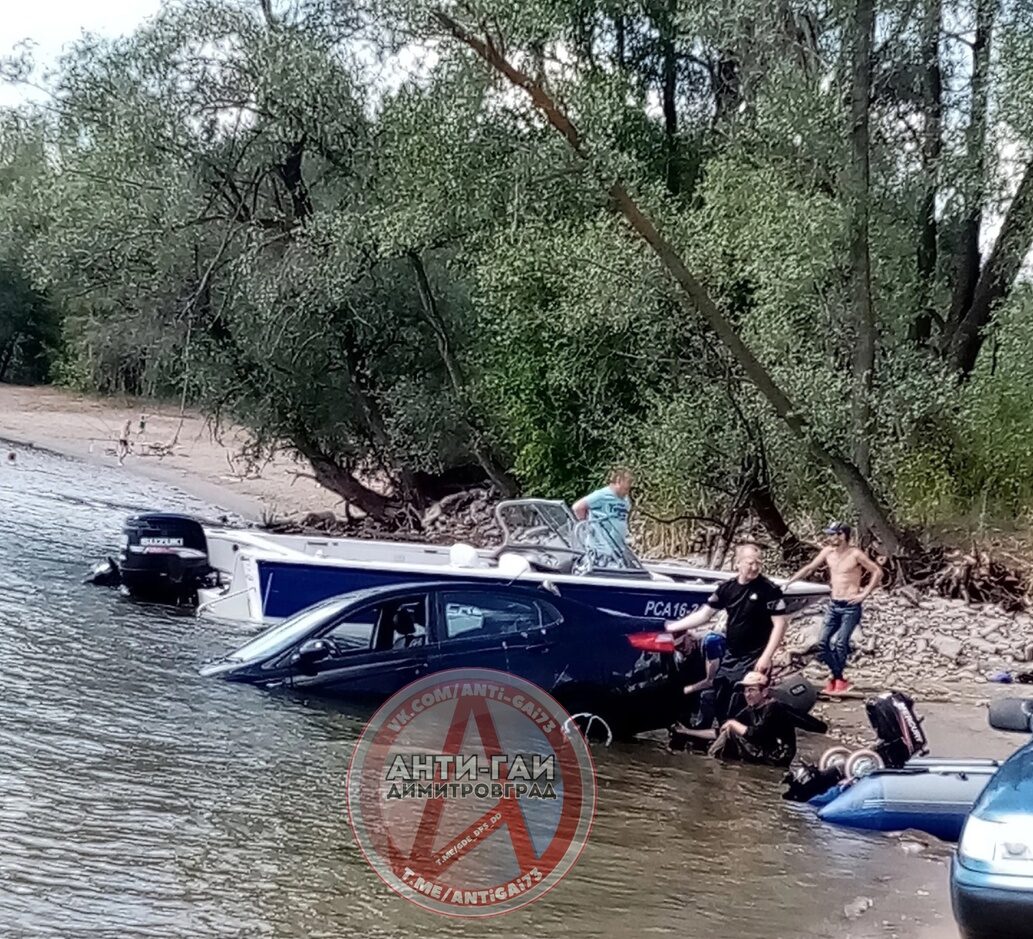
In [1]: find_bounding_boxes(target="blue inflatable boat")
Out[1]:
[816,758,1001,842]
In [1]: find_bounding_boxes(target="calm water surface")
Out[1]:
[0,444,958,939]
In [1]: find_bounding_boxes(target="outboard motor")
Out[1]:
[119,513,213,606]
[782,762,845,803]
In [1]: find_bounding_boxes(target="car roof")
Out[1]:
[972,738,1033,820]
[324,580,571,606]
[308,580,664,625]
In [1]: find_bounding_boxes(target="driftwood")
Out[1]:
[903,546,1029,612]
[261,487,501,547]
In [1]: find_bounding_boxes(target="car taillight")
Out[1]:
[627,632,675,652]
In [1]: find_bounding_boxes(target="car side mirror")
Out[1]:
[292,638,332,673]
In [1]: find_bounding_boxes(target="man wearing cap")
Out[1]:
[785,521,883,695]
[665,542,789,727]
[671,670,828,766]
[709,670,828,765]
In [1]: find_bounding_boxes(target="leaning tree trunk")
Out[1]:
[296,441,397,522]
[659,0,679,195]
[910,0,943,346]
[943,0,994,346]
[430,9,905,556]
[846,0,876,478]
[946,160,1033,376]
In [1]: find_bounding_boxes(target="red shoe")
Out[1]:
[822,679,838,694]
[835,679,853,694]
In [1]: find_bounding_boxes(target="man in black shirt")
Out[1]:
[665,543,789,726]
[708,671,828,766]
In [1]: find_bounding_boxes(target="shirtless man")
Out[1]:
[785,521,883,694]
[117,419,132,466]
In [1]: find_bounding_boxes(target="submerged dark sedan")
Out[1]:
[201,581,698,739]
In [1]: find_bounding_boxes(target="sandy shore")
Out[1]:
[0,384,342,521]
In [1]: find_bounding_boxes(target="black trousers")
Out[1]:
[697,654,757,728]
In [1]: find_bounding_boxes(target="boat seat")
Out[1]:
[492,544,577,575]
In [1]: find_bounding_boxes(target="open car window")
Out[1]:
[440,591,562,640]
[229,597,351,662]
[320,594,429,652]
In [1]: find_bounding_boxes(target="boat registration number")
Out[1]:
[643,600,698,619]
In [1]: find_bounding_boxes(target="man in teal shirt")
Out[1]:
[572,468,634,564]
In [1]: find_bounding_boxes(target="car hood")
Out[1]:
[199,657,248,678]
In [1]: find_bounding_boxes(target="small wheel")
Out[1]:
[819,746,852,772]
[988,697,1033,733]
[846,748,885,779]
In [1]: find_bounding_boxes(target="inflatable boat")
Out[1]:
[816,757,1001,842]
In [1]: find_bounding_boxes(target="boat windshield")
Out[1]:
[495,499,646,573]
[228,597,351,662]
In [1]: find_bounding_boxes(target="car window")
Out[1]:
[440,592,562,640]
[323,613,376,652]
[229,597,352,662]
[322,594,429,652]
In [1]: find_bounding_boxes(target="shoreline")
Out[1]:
[0,384,342,523]
[5,386,1029,939]
[1,432,266,522]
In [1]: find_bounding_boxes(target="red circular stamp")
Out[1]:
[346,667,597,916]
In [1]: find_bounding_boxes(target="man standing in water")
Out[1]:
[671,670,828,766]
[785,521,883,695]
[572,468,634,563]
[664,543,789,727]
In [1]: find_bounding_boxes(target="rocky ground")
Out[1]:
[783,592,1033,697]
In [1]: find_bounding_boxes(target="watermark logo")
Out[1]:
[346,668,597,916]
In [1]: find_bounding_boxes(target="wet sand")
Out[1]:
[0,384,339,521]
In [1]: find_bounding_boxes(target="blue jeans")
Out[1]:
[820,601,863,680]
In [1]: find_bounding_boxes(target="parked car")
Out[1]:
[951,737,1033,939]
[200,581,700,739]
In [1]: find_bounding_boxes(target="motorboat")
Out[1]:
[190,498,829,625]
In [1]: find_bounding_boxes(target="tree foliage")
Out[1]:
[2,0,1033,543]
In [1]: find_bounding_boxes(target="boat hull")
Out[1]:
[817,760,1001,842]
[253,556,723,622]
[194,520,829,625]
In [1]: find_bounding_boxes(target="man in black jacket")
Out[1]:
[666,542,789,726]
[708,671,828,767]
[670,670,827,765]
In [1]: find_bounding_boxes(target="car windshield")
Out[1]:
[228,598,351,663]
[976,742,1033,817]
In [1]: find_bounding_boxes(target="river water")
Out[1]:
[0,443,960,939]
